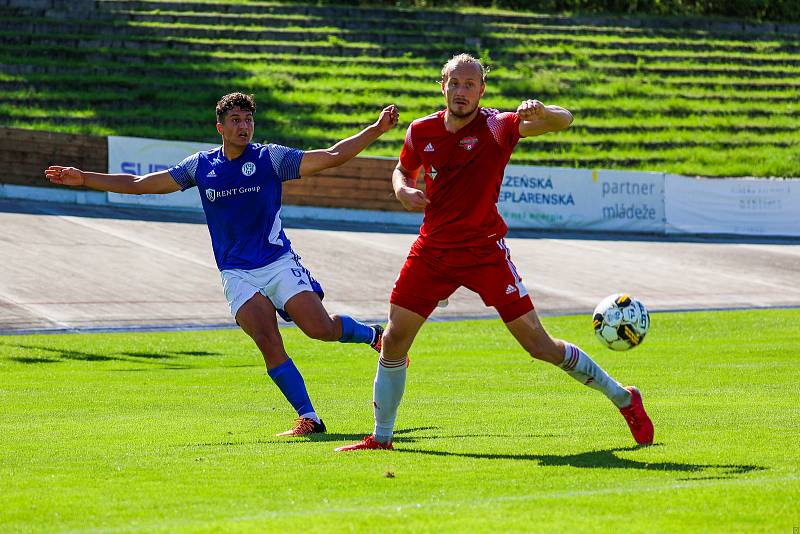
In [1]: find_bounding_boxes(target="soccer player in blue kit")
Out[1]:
[45,92,400,436]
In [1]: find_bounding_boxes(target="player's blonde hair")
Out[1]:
[441,53,488,84]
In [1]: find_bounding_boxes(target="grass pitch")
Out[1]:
[1,309,798,532]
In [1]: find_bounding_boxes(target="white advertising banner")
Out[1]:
[665,174,800,236]
[107,135,216,209]
[498,165,665,232]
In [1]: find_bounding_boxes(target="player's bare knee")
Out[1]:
[250,331,281,352]
[380,326,410,360]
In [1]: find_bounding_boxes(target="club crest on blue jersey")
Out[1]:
[242,162,256,176]
[206,188,216,202]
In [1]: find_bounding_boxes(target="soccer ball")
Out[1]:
[592,294,650,351]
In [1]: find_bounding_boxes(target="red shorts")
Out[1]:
[390,238,533,322]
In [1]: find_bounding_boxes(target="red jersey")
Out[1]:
[399,107,521,248]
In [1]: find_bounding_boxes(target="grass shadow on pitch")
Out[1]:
[302,428,562,445]
[119,349,223,359]
[122,351,174,359]
[9,356,61,364]
[182,428,443,449]
[301,426,441,444]
[395,445,766,479]
[8,343,122,362]
[2,342,212,368]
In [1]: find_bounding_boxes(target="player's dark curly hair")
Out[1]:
[216,92,256,123]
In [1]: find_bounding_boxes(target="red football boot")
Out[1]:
[335,435,393,452]
[619,386,654,445]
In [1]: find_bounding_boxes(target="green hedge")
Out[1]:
[336,0,800,23]
[4,2,798,176]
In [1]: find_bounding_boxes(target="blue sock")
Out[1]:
[338,315,376,344]
[267,358,316,417]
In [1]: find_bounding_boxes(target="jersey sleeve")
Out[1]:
[398,123,422,171]
[265,144,304,182]
[487,112,522,150]
[167,153,199,191]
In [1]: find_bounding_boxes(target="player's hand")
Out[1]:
[44,166,85,187]
[395,185,430,211]
[375,105,399,134]
[517,99,546,121]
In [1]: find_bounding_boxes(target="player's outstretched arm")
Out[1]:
[517,99,573,138]
[44,166,181,195]
[298,105,399,177]
[393,162,429,211]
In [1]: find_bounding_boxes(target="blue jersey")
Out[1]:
[168,143,304,271]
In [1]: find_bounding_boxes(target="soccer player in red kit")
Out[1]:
[336,54,653,451]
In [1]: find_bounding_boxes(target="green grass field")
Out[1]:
[2,309,799,532]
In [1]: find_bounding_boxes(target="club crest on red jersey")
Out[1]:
[459,136,478,151]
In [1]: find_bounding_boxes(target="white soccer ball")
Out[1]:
[592,294,650,351]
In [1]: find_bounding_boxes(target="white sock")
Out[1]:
[560,343,631,408]
[373,357,407,443]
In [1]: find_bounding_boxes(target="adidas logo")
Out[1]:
[206,169,217,178]
[424,143,434,152]
[505,284,517,294]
